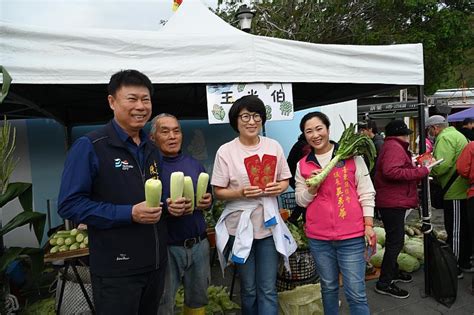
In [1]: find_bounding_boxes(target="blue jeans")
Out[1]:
[158,239,210,315]
[228,235,279,315]
[308,237,369,315]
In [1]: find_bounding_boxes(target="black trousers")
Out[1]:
[468,197,474,254]
[91,263,167,315]
[378,208,407,287]
[443,199,472,268]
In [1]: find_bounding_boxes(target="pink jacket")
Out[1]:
[299,155,364,241]
[375,137,429,209]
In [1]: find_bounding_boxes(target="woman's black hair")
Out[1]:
[299,111,330,132]
[228,95,267,133]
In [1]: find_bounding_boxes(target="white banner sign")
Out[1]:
[206,83,294,124]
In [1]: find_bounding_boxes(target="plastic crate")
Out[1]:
[280,192,297,211]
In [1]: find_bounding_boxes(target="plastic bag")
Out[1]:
[278,284,323,315]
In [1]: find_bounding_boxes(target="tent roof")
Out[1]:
[0,0,424,126]
[448,106,474,122]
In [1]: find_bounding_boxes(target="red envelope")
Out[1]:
[244,154,277,190]
[244,155,262,188]
[416,152,432,166]
[261,154,277,188]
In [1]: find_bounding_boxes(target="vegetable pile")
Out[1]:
[175,285,240,314]
[306,119,376,187]
[168,172,209,209]
[369,222,439,273]
[48,228,88,254]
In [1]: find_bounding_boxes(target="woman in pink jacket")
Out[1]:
[295,112,375,315]
[374,120,430,299]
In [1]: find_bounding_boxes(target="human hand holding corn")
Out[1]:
[132,201,162,224]
[166,197,187,216]
[196,193,212,210]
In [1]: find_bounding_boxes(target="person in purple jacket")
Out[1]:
[374,120,432,299]
[150,113,213,315]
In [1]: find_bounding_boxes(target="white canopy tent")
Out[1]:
[0,0,424,126]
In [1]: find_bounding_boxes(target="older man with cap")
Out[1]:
[426,115,472,278]
[374,120,432,298]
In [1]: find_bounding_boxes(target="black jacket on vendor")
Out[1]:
[86,122,167,277]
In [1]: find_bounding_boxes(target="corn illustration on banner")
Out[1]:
[206,83,294,124]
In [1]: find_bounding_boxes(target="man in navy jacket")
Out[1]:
[58,70,176,314]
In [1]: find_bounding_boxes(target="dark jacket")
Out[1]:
[375,137,429,209]
[372,134,384,155]
[86,122,167,276]
[287,133,310,189]
[458,127,474,141]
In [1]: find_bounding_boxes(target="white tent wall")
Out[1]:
[0,0,424,127]
[1,0,423,85]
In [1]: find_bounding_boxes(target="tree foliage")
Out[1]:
[216,0,473,94]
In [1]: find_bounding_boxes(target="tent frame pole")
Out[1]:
[417,85,431,296]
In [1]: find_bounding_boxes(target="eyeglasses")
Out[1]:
[239,113,262,123]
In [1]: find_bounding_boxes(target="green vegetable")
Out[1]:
[373,227,386,246]
[49,245,59,254]
[306,119,376,186]
[84,236,89,245]
[404,241,424,260]
[196,172,209,204]
[170,172,184,201]
[64,236,75,246]
[183,176,195,210]
[53,230,71,238]
[376,243,382,252]
[69,243,80,250]
[58,245,68,252]
[79,242,87,249]
[369,249,385,268]
[76,233,85,243]
[56,237,65,246]
[287,218,308,249]
[145,178,162,207]
[22,297,55,314]
[49,238,57,246]
[70,228,79,236]
[397,253,420,272]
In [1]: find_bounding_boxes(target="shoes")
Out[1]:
[459,265,474,273]
[374,283,410,299]
[394,271,413,283]
[457,268,464,279]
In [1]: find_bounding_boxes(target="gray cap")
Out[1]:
[425,115,447,127]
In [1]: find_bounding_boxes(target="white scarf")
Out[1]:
[215,197,297,276]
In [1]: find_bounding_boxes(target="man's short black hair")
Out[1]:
[462,118,474,125]
[358,120,378,133]
[107,69,154,97]
[228,95,267,133]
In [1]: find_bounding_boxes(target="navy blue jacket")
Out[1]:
[58,121,167,276]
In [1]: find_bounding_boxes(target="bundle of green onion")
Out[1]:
[306,119,376,187]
